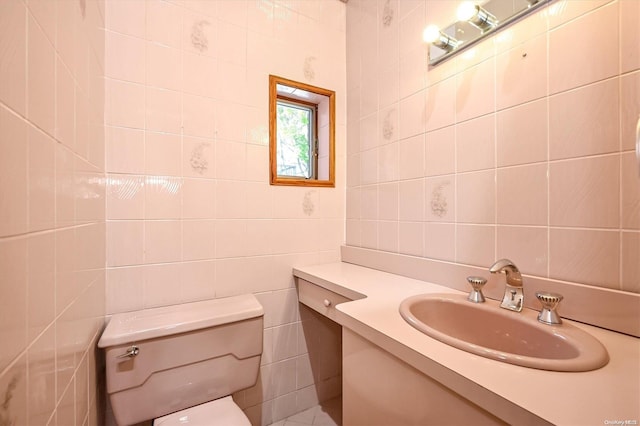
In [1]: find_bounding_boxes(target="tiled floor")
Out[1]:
[268,397,341,426]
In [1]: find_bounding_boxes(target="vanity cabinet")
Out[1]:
[297,279,511,426]
[343,329,505,426]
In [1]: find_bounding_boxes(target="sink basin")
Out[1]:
[399,293,609,371]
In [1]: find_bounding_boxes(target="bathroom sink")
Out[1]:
[399,293,609,372]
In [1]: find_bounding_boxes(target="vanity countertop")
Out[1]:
[294,262,640,426]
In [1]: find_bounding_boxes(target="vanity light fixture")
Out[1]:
[425,0,548,66]
[456,1,498,32]
[423,25,459,52]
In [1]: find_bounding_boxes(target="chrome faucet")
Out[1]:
[490,259,524,312]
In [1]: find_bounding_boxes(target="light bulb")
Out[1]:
[457,1,478,22]
[423,25,459,52]
[423,25,442,44]
[456,1,497,32]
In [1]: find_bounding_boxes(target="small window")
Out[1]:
[269,75,335,187]
[276,97,317,179]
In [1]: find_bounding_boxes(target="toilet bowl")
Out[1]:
[98,294,263,426]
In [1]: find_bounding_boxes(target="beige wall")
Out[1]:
[345,0,639,293]
[103,1,347,424]
[0,0,106,424]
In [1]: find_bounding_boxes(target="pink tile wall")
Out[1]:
[104,1,347,425]
[345,0,639,293]
[0,0,106,425]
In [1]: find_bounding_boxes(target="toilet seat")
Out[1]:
[153,396,251,426]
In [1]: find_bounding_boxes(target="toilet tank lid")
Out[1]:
[98,294,264,348]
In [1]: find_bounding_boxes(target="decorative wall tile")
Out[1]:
[183,136,215,178]
[380,106,398,144]
[424,176,454,222]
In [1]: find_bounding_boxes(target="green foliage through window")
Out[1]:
[276,100,314,178]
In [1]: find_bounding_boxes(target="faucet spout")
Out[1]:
[489,259,523,287]
[490,258,524,312]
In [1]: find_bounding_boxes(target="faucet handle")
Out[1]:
[536,292,563,325]
[466,276,487,303]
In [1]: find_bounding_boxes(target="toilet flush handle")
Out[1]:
[117,345,139,359]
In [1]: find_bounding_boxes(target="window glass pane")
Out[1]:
[276,101,313,178]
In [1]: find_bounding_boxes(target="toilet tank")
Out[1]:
[98,294,264,426]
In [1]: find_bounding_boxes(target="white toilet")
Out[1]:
[98,294,264,426]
